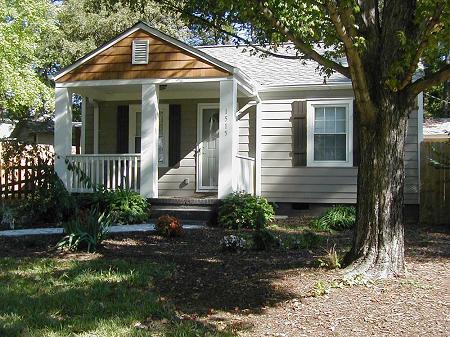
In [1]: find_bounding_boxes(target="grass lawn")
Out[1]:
[0,220,448,337]
[0,257,234,337]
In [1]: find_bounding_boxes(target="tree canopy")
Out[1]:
[0,0,57,119]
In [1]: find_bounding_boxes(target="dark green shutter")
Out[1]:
[169,104,181,167]
[292,100,307,166]
[116,105,129,154]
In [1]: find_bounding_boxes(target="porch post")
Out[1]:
[218,79,238,198]
[140,83,159,198]
[54,87,72,187]
[80,96,86,154]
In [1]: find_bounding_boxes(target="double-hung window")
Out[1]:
[307,99,353,167]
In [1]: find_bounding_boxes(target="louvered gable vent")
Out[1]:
[132,40,149,64]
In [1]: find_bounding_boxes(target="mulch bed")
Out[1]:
[0,221,448,337]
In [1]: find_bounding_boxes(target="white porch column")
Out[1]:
[218,79,238,198]
[54,87,72,187]
[93,100,99,154]
[255,101,262,196]
[140,83,159,198]
[80,96,86,154]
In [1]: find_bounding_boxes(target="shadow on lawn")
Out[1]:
[0,257,233,337]
[0,223,448,330]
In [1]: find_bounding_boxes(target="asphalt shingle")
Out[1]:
[198,44,350,87]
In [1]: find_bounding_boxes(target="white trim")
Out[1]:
[93,101,99,154]
[140,83,159,198]
[218,79,239,198]
[255,102,262,196]
[53,22,235,81]
[306,99,354,168]
[80,97,86,154]
[55,77,232,88]
[54,87,72,187]
[259,83,353,92]
[196,103,220,192]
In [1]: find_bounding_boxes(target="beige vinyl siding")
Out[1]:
[259,90,419,204]
[237,99,256,158]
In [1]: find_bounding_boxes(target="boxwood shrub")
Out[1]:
[218,192,275,229]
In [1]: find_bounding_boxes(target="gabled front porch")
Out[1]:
[55,78,258,199]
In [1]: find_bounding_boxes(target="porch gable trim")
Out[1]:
[53,22,236,82]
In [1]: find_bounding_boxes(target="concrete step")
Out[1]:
[150,204,218,225]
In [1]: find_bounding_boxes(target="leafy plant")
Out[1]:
[1,207,15,230]
[57,208,112,252]
[89,187,150,224]
[318,245,343,269]
[218,192,274,230]
[252,229,281,251]
[155,215,183,237]
[220,235,247,252]
[18,173,76,225]
[311,205,356,232]
[292,231,323,250]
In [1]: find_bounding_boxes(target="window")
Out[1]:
[307,99,353,167]
[129,104,169,167]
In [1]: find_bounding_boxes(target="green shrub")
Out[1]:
[311,205,356,232]
[252,229,281,251]
[18,174,76,225]
[218,192,274,229]
[292,231,323,250]
[318,245,343,269]
[155,215,183,237]
[89,187,150,224]
[57,208,112,252]
[220,234,247,252]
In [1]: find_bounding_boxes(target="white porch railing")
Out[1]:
[236,155,256,195]
[65,154,141,193]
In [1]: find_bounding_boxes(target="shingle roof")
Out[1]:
[198,44,350,87]
[423,118,450,138]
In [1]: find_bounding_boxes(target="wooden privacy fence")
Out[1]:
[420,142,450,225]
[0,157,54,200]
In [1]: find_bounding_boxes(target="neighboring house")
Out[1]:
[9,120,82,153]
[53,21,422,208]
[423,118,450,142]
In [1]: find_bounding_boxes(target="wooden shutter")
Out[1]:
[353,101,360,166]
[292,101,307,166]
[116,105,129,153]
[169,104,181,167]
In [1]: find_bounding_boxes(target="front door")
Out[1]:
[197,104,219,191]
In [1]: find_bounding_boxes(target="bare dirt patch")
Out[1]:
[0,222,448,336]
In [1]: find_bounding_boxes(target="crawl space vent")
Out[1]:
[132,40,149,64]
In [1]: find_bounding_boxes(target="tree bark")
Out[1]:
[344,93,410,279]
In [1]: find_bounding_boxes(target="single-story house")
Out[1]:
[9,119,82,153]
[423,118,450,142]
[53,21,422,208]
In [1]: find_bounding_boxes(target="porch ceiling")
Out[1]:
[71,81,252,101]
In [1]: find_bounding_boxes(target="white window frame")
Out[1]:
[129,104,169,167]
[306,99,353,167]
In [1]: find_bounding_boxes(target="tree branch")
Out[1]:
[325,0,376,123]
[162,1,303,60]
[254,0,350,77]
[398,3,445,90]
[406,64,450,98]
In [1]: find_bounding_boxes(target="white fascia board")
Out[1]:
[55,77,232,88]
[53,22,235,81]
[258,82,353,92]
[234,68,258,97]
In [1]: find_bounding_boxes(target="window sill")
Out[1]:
[307,161,353,168]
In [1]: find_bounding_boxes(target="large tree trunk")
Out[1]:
[344,94,411,279]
